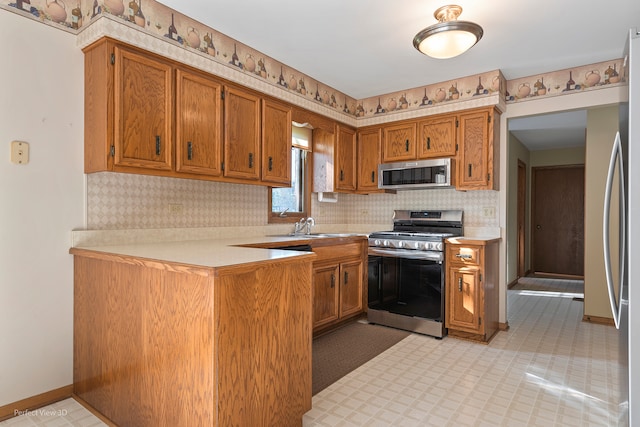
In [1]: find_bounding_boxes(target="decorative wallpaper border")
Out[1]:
[506,59,625,103]
[2,0,626,125]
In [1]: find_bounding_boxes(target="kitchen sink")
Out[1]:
[274,233,362,239]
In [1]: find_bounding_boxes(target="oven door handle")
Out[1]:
[368,247,443,262]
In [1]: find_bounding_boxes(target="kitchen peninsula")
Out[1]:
[71,237,322,426]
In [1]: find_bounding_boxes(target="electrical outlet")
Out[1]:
[483,206,496,218]
[169,203,183,214]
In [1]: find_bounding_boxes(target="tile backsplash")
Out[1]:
[87,172,498,230]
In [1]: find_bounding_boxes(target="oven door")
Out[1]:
[368,249,445,321]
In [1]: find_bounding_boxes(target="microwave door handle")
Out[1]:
[603,131,623,329]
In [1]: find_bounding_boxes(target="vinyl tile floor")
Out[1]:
[1,287,619,427]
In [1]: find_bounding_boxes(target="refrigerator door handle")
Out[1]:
[603,131,626,329]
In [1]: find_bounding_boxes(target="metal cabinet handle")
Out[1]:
[187,142,193,160]
[426,136,431,150]
[340,170,344,181]
[155,136,161,156]
[371,171,375,183]
[455,254,472,259]
[331,273,335,288]
[344,271,349,285]
[405,139,409,152]
[458,277,463,292]
[268,156,273,171]
[248,153,254,168]
[468,164,472,177]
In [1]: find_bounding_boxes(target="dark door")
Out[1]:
[532,165,585,276]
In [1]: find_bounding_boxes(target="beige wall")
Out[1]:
[0,10,85,405]
[584,105,619,319]
[530,146,585,167]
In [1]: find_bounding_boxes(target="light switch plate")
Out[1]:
[11,141,29,165]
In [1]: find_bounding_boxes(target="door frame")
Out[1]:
[517,159,527,278]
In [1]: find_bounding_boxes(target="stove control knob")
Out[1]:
[395,240,404,248]
[373,239,381,246]
[435,242,443,251]
[415,241,425,250]
[382,240,390,247]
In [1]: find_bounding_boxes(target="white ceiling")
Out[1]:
[156,0,638,150]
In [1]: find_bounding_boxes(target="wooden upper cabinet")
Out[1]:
[335,126,357,192]
[457,108,498,190]
[356,127,382,192]
[223,86,261,180]
[261,99,292,185]
[417,115,457,159]
[114,44,173,171]
[175,69,223,176]
[382,122,417,162]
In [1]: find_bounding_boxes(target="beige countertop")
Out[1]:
[446,236,502,245]
[70,234,366,269]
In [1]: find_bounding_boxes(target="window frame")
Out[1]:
[268,148,312,224]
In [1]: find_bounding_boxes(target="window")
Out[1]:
[268,124,312,223]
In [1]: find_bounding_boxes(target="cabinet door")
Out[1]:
[447,266,482,333]
[417,115,457,159]
[261,99,292,185]
[335,126,357,191]
[223,86,261,180]
[313,264,340,329]
[114,45,173,171]
[175,69,223,176]
[382,122,417,162]
[339,260,363,318]
[357,127,382,192]
[457,110,491,189]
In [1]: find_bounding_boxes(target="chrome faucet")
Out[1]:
[305,217,315,234]
[294,218,307,235]
[293,217,315,235]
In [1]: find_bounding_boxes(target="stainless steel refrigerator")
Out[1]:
[604,27,639,426]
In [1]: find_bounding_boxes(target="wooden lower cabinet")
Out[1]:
[313,263,340,328]
[311,239,366,334]
[72,248,313,426]
[445,238,500,343]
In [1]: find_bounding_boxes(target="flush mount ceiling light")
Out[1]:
[413,5,483,59]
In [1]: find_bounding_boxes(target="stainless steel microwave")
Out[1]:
[378,158,454,190]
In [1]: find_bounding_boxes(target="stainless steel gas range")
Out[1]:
[367,210,463,338]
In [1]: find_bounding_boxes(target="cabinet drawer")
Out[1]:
[447,245,481,265]
[313,243,362,263]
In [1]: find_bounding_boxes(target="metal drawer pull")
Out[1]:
[344,271,349,284]
[455,254,473,259]
[405,139,410,151]
[248,152,254,168]
[155,136,161,156]
[187,142,193,160]
[427,136,431,150]
[268,156,273,171]
[458,277,463,292]
[371,171,375,182]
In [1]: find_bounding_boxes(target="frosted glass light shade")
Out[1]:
[413,21,483,59]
